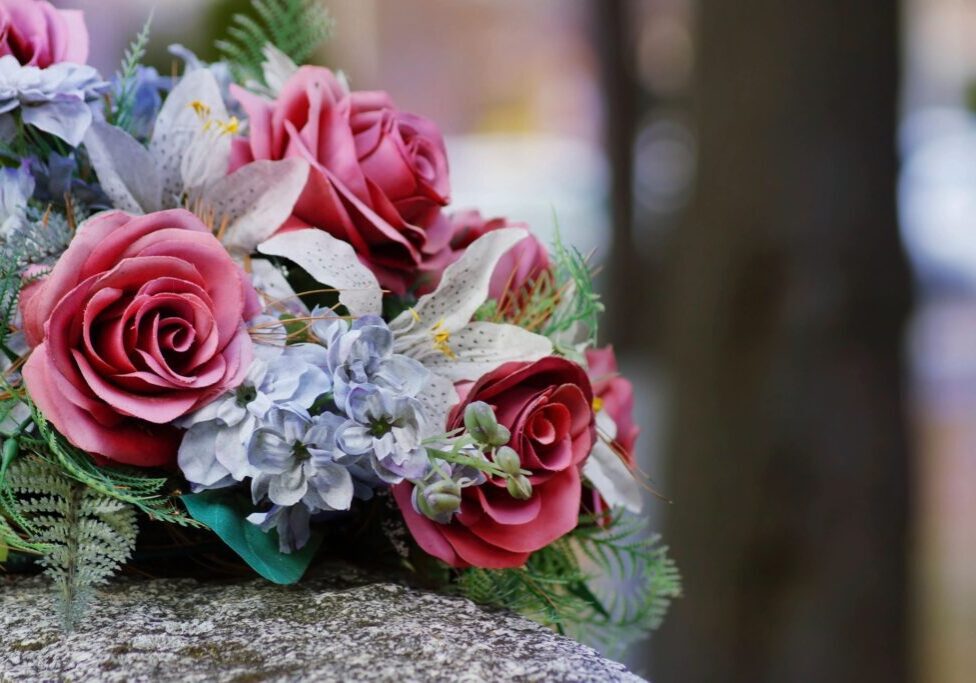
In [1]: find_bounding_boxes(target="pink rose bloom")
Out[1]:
[584,346,640,518]
[230,66,453,295]
[21,209,260,467]
[449,211,550,308]
[0,0,89,67]
[394,357,595,569]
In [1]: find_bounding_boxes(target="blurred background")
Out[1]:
[54,1,976,681]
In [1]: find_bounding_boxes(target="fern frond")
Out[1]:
[5,455,137,630]
[21,403,202,528]
[455,511,681,654]
[110,13,153,134]
[217,0,333,85]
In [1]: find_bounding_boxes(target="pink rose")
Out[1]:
[449,211,550,309]
[0,0,89,67]
[230,66,453,295]
[584,346,640,518]
[21,209,260,467]
[393,357,595,569]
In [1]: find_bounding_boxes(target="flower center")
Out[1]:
[430,320,455,359]
[369,417,396,438]
[292,442,312,462]
[235,384,258,407]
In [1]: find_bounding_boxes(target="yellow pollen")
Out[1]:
[431,320,455,359]
[189,100,211,118]
[592,396,604,413]
[408,307,421,323]
[220,116,241,135]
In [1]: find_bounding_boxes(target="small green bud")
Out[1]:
[493,446,522,476]
[463,401,510,447]
[507,474,533,501]
[417,479,462,521]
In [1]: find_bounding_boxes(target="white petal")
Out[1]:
[181,125,232,198]
[83,121,161,213]
[390,227,528,337]
[582,440,644,514]
[250,257,310,316]
[258,229,383,318]
[150,69,228,206]
[204,158,309,256]
[261,44,299,96]
[422,322,552,382]
[416,372,460,439]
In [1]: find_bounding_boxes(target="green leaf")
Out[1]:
[0,537,7,563]
[181,490,320,585]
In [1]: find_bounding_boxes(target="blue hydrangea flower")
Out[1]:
[249,409,354,512]
[177,343,332,491]
[336,386,428,484]
[312,311,428,412]
[0,56,110,147]
[247,503,312,554]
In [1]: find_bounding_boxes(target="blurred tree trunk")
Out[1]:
[655,2,912,683]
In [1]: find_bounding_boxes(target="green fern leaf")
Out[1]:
[217,0,333,85]
[5,456,137,630]
[109,13,153,134]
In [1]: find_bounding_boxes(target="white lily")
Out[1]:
[255,227,553,435]
[84,68,308,257]
[582,409,644,514]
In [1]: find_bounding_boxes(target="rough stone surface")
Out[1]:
[0,572,645,682]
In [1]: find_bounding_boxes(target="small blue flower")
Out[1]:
[249,408,354,511]
[336,386,428,484]
[247,504,312,554]
[177,343,332,491]
[0,56,110,147]
[313,311,428,412]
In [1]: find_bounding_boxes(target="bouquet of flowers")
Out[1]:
[0,0,679,649]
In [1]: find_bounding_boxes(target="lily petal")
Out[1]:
[416,371,460,438]
[390,227,527,338]
[205,158,310,256]
[257,229,383,318]
[582,439,644,514]
[83,121,161,213]
[250,258,310,317]
[149,69,228,205]
[420,321,552,382]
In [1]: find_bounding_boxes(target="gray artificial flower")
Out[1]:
[336,386,428,484]
[0,56,110,147]
[177,343,332,491]
[247,503,312,554]
[249,408,354,512]
[313,311,428,412]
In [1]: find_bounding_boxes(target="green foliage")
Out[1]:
[109,13,154,134]
[543,229,604,354]
[216,0,333,84]
[182,489,322,584]
[19,403,201,528]
[3,455,138,630]
[455,511,681,655]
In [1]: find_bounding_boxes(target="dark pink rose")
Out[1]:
[22,209,260,467]
[448,210,550,308]
[393,357,595,569]
[230,66,453,295]
[0,0,89,67]
[584,346,640,518]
